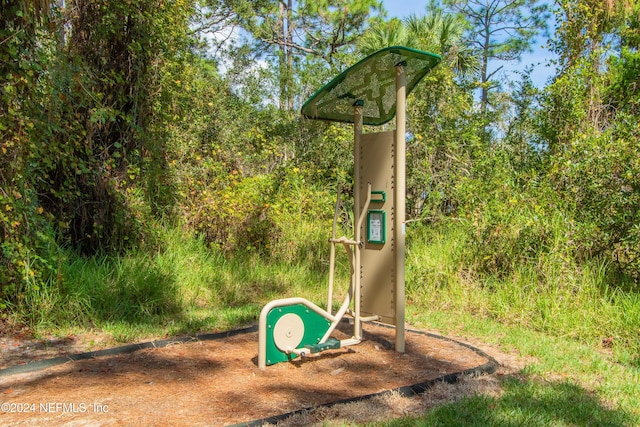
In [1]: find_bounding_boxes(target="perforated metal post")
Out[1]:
[353,101,364,341]
[394,63,406,353]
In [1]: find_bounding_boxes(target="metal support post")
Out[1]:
[353,101,363,341]
[394,64,406,353]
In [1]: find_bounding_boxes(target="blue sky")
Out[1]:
[379,0,557,88]
[382,0,429,17]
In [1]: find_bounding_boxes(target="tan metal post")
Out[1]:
[327,185,341,315]
[353,101,363,341]
[394,64,406,353]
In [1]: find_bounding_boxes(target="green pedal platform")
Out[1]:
[305,338,341,354]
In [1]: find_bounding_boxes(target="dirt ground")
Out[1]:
[0,321,526,426]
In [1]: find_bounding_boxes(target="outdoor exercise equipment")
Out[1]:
[258,46,441,369]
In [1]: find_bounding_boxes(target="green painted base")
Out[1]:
[264,304,331,366]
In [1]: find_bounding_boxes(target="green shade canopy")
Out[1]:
[301,46,441,126]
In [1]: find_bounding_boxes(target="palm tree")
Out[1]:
[357,18,408,53]
[405,13,479,78]
[357,12,479,79]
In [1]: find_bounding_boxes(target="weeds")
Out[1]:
[9,223,341,340]
[407,223,640,371]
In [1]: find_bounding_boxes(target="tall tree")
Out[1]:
[1,0,57,295]
[551,0,636,128]
[543,0,637,149]
[607,0,639,117]
[237,0,384,111]
[553,0,634,70]
[444,0,549,112]
[31,0,198,254]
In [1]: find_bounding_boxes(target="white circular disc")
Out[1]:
[273,313,305,352]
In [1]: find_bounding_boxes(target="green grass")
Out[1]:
[381,307,640,426]
[10,225,344,342]
[405,223,640,367]
[384,380,634,426]
[396,222,640,426]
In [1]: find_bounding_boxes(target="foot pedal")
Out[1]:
[305,338,341,354]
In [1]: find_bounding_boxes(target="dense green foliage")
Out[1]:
[1,0,639,377]
[1,0,197,290]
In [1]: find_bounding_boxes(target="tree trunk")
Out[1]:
[278,1,286,110]
[480,9,490,113]
[286,0,293,111]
